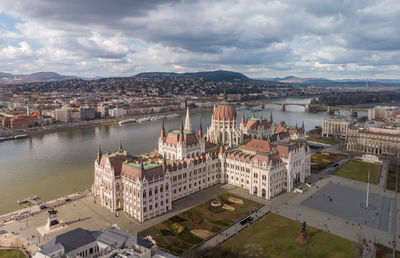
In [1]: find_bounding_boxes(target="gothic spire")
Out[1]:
[269,112,273,124]
[141,159,145,171]
[160,119,166,139]
[184,106,192,131]
[223,88,227,101]
[118,140,123,152]
[241,113,245,124]
[198,118,203,138]
[302,121,305,129]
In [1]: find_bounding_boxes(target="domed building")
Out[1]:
[207,94,243,147]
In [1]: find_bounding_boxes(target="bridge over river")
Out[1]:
[236,101,366,116]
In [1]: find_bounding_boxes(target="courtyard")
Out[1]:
[138,193,262,255]
[205,213,359,258]
[333,160,381,184]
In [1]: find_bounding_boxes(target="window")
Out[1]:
[143,191,146,198]
[144,207,146,212]
[150,205,152,210]
[149,189,152,196]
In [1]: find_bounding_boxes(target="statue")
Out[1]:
[296,221,310,244]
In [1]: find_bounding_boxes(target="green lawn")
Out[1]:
[334,160,381,184]
[205,213,359,258]
[306,136,338,145]
[138,193,262,255]
[0,249,26,258]
[311,152,346,173]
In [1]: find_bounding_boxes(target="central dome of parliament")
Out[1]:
[212,92,237,121]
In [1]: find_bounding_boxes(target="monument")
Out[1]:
[296,221,310,244]
[37,208,67,236]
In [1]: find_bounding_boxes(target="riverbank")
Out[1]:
[0,108,213,139]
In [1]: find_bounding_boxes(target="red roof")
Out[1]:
[242,139,273,153]
[213,103,237,121]
[254,153,282,165]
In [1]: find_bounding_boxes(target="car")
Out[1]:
[39,205,48,210]
[65,198,71,202]
[17,210,28,216]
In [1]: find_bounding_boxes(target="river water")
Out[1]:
[0,98,363,214]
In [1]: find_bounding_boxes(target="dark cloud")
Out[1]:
[0,0,399,78]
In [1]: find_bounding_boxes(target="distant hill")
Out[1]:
[0,72,78,84]
[135,70,250,82]
[259,76,400,87]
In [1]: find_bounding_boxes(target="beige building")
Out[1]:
[347,127,400,157]
[368,106,394,121]
[322,118,351,139]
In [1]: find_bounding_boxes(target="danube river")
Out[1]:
[0,98,361,214]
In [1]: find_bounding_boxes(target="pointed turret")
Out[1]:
[141,160,145,171]
[223,88,227,101]
[184,106,192,131]
[269,112,273,124]
[179,120,184,143]
[302,121,305,130]
[162,156,167,172]
[97,145,102,164]
[118,140,123,153]
[220,144,225,154]
[198,118,203,138]
[241,113,245,124]
[295,122,298,129]
[160,119,166,139]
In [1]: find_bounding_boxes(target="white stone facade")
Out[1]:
[93,104,311,222]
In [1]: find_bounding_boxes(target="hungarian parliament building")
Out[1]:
[93,97,311,222]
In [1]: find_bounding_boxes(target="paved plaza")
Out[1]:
[301,182,396,233]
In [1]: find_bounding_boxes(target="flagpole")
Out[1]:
[366,168,370,208]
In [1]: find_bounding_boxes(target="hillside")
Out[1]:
[0,72,78,84]
[135,70,250,82]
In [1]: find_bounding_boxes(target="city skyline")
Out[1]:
[1,0,400,79]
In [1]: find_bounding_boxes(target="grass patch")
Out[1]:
[334,160,380,184]
[311,152,345,173]
[205,213,359,258]
[0,249,26,258]
[386,162,400,192]
[138,193,262,255]
[307,136,338,145]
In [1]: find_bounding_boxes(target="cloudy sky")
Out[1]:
[0,0,399,79]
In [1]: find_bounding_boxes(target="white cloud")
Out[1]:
[0,0,399,78]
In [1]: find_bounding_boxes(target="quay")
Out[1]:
[17,196,42,207]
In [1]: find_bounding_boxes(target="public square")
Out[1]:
[302,182,396,233]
